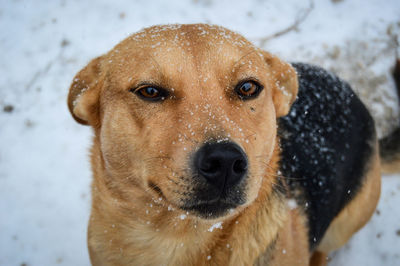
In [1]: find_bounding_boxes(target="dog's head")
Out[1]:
[68,24,297,219]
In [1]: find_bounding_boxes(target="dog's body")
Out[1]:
[68,24,398,265]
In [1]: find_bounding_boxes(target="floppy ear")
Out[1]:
[68,56,104,126]
[261,51,298,117]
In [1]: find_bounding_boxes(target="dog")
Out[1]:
[67,24,400,265]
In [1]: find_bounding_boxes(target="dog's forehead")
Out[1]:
[113,24,261,68]
[130,24,252,50]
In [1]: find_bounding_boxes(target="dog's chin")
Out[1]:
[181,200,245,220]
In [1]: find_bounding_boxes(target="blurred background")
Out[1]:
[0,0,399,265]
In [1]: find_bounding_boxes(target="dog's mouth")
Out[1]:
[180,184,247,219]
[148,181,166,199]
[181,199,241,219]
[149,180,246,219]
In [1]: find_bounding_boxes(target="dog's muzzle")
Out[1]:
[184,142,248,218]
[194,142,248,191]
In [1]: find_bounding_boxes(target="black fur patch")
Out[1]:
[278,63,376,250]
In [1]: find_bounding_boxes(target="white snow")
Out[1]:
[208,221,223,232]
[0,0,399,266]
[287,198,298,210]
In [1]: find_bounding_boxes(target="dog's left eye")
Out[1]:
[133,86,168,102]
[235,80,263,100]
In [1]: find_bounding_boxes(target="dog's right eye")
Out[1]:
[132,86,168,102]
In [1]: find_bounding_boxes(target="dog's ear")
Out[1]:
[261,51,298,117]
[68,56,104,126]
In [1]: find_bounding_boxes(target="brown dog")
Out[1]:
[68,24,398,265]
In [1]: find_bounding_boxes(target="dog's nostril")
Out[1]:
[233,159,247,174]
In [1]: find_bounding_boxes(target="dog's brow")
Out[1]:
[148,54,165,77]
[231,50,259,72]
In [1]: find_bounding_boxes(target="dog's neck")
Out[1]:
[87,142,304,265]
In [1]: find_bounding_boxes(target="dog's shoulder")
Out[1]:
[278,63,376,250]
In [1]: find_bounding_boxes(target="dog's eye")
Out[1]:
[235,80,263,100]
[133,86,168,102]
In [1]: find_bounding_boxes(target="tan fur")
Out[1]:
[381,156,400,174]
[309,251,328,266]
[68,24,381,265]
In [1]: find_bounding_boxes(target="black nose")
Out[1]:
[193,142,248,191]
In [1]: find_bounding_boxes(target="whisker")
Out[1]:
[143,156,174,162]
[256,158,307,181]
[245,132,257,139]
[176,130,200,145]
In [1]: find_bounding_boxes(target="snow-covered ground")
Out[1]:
[1,0,399,265]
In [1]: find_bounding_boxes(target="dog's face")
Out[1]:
[68,24,297,219]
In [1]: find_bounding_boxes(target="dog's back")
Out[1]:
[279,63,377,251]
